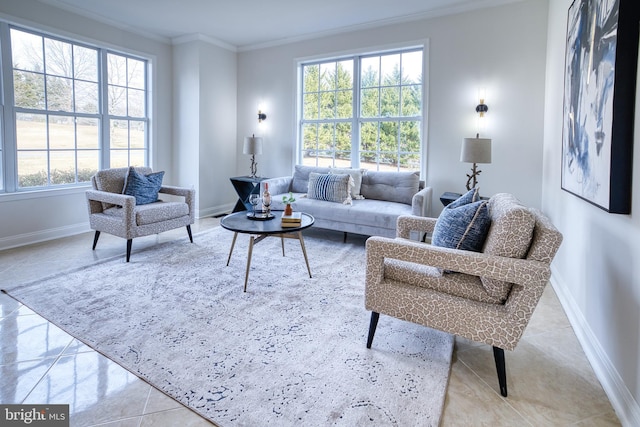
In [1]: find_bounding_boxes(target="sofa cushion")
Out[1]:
[307,172,352,204]
[360,171,419,205]
[432,188,490,252]
[292,165,331,193]
[329,167,365,199]
[103,201,189,226]
[123,167,164,205]
[481,193,536,300]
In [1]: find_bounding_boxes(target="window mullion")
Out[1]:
[0,22,17,192]
[99,49,110,169]
[352,57,360,169]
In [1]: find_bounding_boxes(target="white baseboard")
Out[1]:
[198,203,233,219]
[550,268,640,427]
[0,222,90,251]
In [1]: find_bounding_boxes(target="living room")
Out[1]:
[0,0,638,425]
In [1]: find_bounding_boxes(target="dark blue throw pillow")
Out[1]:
[123,167,164,205]
[432,188,491,252]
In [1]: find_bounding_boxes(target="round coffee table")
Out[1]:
[220,211,315,292]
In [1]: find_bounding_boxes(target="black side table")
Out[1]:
[230,176,267,212]
[440,191,489,207]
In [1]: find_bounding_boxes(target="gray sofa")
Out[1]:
[261,166,432,238]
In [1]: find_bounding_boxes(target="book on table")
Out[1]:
[281,211,302,226]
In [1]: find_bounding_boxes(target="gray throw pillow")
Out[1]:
[431,188,490,252]
[123,167,164,205]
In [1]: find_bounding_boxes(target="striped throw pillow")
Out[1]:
[307,172,352,205]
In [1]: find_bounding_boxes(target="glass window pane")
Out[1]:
[46,76,73,111]
[400,121,420,152]
[77,118,99,149]
[110,120,129,149]
[336,122,352,162]
[302,124,318,151]
[17,151,48,188]
[380,87,400,117]
[381,54,400,86]
[401,85,421,116]
[303,64,319,92]
[108,85,127,116]
[361,88,379,117]
[110,150,129,168]
[303,93,319,119]
[130,121,145,149]
[129,150,145,166]
[380,121,398,150]
[49,116,75,149]
[399,153,420,171]
[336,60,353,90]
[77,150,99,182]
[75,81,99,114]
[319,92,335,119]
[402,51,422,84]
[360,122,378,152]
[74,45,98,82]
[11,30,43,73]
[319,62,335,91]
[45,38,73,77]
[318,123,334,150]
[14,71,45,109]
[128,58,145,89]
[16,113,47,150]
[107,54,127,86]
[361,57,379,88]
[50,151,76,184]
[336,90,352,119]
[128,89,145,117]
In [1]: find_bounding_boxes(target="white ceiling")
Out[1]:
[36,0,521,51]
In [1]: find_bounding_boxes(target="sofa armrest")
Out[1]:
[365,236,551,287]
[396,215,437,239]
[411,186,432,217]
[160,185,196,220]
[260,176,293,195]
[86,190,135,217]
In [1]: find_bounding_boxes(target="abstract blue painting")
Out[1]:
[562,0,638,213]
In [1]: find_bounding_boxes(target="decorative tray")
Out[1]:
[246,212,275,221]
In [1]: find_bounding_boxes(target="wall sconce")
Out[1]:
[475,90,488,117]
[258,110,267,123]
[461,92,491,191]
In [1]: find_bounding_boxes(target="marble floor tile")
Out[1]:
[139,407,216,426]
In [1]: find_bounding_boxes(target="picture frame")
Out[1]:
[561,0,639,213]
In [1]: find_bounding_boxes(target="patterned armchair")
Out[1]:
[86,167,195,262]
[365,193,562,397]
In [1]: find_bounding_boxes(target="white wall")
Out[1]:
[173,39,237,217]
[543,1,640,424]
[0,0,174,248]
[237,0,549,215]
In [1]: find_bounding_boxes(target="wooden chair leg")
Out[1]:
[366,312,380,348]
[493,346,508,397]
[126,239,133,262]
[92,231,101,250]
[186,225,193,243]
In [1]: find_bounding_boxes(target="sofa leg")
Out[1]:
[343,232,347,243]
[92,231,101,250]
[366,312,380,348]
[126,239,132,263]
[186,225,193,243]
[493,346,508,397]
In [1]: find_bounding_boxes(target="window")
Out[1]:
[299,48,423,172]
[0,25,149,192]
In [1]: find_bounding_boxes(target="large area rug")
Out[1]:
[3,226,454,426]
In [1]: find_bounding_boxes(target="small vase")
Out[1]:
[284,204,293,216]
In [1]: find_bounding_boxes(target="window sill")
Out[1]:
[0,184,91,202]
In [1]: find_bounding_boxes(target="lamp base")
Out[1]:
[249,155,258,179]
[465,163,481,191]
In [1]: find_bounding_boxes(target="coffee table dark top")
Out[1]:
[220,211,314,235]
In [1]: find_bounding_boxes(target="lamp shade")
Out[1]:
[460,137,492,164]
[243,136,263,155]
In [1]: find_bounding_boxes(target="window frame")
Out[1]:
[0,22,151,195]
[297,44,427,175]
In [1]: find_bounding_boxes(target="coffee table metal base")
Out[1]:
[226,231,312,292]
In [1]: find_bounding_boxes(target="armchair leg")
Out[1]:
[126,239,132,263]
[186,225,193,243]
[366,312,380,348]
[493,346,508,397]
[92,231,101,250]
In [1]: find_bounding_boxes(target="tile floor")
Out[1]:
[0,217,620,426]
